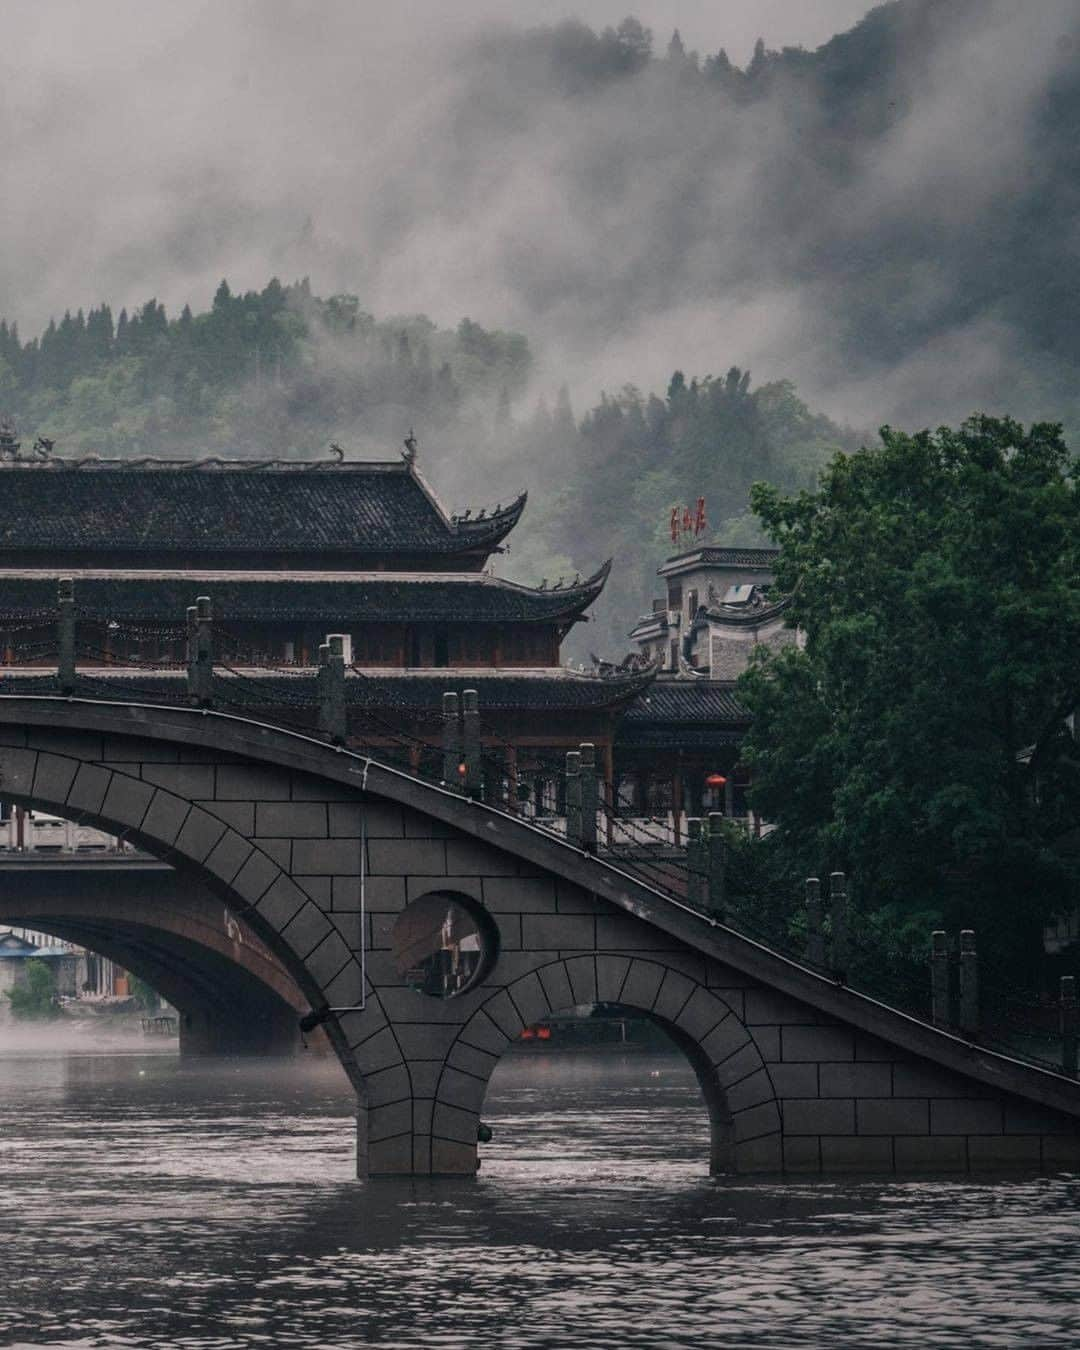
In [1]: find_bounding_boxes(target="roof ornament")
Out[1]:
[33,435,54,459]
[539,578,547,590]
[402,428,418,464]
[329,442,345,462]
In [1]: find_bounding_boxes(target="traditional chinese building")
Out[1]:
[628,545,789,675]
[612,544,795,836]
[0,432,653,810]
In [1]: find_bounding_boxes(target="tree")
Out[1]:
[7,958,61,1019]
[738,416,1080,980]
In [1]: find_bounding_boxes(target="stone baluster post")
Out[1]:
[187,596,213,706]
[318,635,346,744]
[186,604,197,687]
[57,577,76,694]
[804,877,825,967]
[686,817,706,909]
[1061,975,1078,1077]
[829,871,849,980]
[707,812,726,920]
[442,692,460,789]
[462,689,480,799]
[565,750,582,848]
[579,743,598,853]
[958,929,979,1038]
[931,930,951,1029]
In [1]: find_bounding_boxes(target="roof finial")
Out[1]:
[329,441,344,462]
[33,435,55,459]
[403,428,418,464]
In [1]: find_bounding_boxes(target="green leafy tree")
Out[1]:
[128,974,161,1011]
[6,958,61,1020]
[738,416,1080,980]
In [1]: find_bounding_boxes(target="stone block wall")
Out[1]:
[1,713,1079,1179]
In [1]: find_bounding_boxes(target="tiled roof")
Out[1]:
[0,459,525,559]
[0,663,655,712]
[658,546,779,575]
[0,563,610,625]
[616,725,745,750]
[622,679,750,724]
[342,666,654,711]
[694,598,790,631]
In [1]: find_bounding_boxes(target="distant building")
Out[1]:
[614,545,796,837]
[0,929,81,1014]
[0,438,653,811]
[628,546,793,676]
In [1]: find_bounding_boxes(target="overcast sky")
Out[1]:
[7,0,1074,439]
[1,1,875,335]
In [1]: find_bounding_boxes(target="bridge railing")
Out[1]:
[2,582,1078,1079]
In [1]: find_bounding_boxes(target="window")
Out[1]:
[393,892,497,998]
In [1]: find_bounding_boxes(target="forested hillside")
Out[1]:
[0,278,854,657]
[5,0,1077,655]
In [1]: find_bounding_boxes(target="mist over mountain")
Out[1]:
[3,0,1079,651]
[6,0,1080,431]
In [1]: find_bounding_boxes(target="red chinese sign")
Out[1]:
[670,497,707,544]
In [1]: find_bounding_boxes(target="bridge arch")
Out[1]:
[0,726,384,1118]
[0,879,313,1055]
[1,696,1079,1179]
[435,958,781,1175]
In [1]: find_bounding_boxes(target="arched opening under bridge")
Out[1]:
[0,828,323,1058]
[482,1003,726,1173]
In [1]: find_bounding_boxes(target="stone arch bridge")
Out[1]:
[1,695,1078,1177]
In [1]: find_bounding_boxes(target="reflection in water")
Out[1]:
[0,1046,1078,1347]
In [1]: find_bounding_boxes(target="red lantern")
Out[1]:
[457,762,468,777]
[705,773,727,788]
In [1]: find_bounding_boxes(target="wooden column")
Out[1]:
[602,740,615,847]
[672,767,683,848]
[505,744,518,815]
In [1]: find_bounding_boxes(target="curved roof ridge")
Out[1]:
[492,556,611,596]
[451,491,528,543]
[0,454,414,472]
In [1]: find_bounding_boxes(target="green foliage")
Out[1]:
[127,975,161,1011]
[0,280,532,462]
[738,416,1080,979]
[525,367,856,655]
[1,279,855,661]
[6,958,61,1020]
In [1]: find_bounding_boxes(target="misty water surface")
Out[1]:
[1,1035,1079,1348]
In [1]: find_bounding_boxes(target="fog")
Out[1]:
[7,0,1075,437]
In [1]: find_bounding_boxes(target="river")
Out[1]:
[1,1037,1079,1348]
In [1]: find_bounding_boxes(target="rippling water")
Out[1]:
[1,1039,1079,1348]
